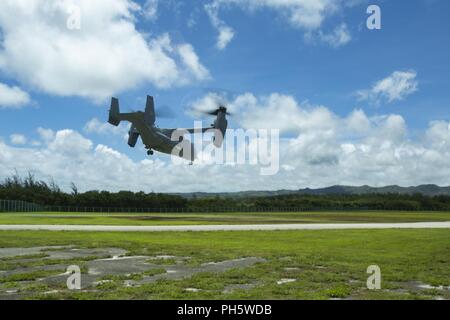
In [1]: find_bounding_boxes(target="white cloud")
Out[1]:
[142,0,158,20]
[10,134,27,145]
[0,0,209,101]
[345,109,371,135]
[191,92,338,134]
[426,121,450,150]
[0,110,450,192]
[214,0,338,29]
[217,26,235,50]
[188,92,450,187]
[0,82,30,109]
[1,93,447,192]
[37,127,55,143]
[177,44,210,80]
[318,23,351,48]
[47,129,93,155]
[205,0,352,49]
[84,118,129,142]
[84,118,128,136]
[357,71,418,104]
[205,2,235,50]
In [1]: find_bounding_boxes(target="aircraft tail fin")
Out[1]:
[144,95,156,125]
[108,97,121,126]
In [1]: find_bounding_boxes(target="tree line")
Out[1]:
[1,173,450,211]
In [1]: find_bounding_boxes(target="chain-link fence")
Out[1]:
[0,200,373,214]
[43,206,357,214]
[1,199,448,214]
[0,200,45,212]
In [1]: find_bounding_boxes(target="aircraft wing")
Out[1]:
[185,127,216,134]
[161,127,214,138]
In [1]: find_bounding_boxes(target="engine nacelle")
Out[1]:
[128,125,140,148]
[212,111,228,148]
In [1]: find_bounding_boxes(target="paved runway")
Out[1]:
[0,222,449,232]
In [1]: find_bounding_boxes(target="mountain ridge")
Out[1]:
[172,185,450,199]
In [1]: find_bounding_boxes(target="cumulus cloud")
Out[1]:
[9,134,27,145]
[318,23,351,48]
[1,93,449,192]
[47,129,93,156]
[37,127,55,143]
[142,0,158,20]
[217,26,235,50]
[426,121,450,150]
[190,92,338,134]
[84,118,128,136]
[0,82,30,109]
[0,0,209,101]
[357,71,418,104]
[177,44,210,80]
[205,0,351,49]
[83,118,129,143]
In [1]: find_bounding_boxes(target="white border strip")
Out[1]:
[0,222,449,232]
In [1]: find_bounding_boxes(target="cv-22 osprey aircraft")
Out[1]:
[108,95,229,162]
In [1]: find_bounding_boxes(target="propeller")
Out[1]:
[187,91,233,117]
[205,105,231,116]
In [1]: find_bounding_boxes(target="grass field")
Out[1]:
[0,211,449,226]
[0,228,449,300]
[0,211,448,300]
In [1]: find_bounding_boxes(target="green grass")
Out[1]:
[0,255,100,271]
[146,258,178,265]
[143,268,168,277]
[0,269,64,283]
[0,211,449,226]
[0,228,449,300]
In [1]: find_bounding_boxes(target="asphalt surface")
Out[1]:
[0,222,449,232]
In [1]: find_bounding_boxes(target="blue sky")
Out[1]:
[0,0,449,192]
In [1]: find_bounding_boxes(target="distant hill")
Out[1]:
[295,185,450,196]
[173,185,450,199]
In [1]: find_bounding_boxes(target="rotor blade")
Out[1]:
[184,87,239,118]
[200,87,239,100]
[200,106,231,117]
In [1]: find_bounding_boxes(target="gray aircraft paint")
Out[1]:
[108,95,228,162]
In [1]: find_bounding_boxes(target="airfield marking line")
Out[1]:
[0,222,449,232]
